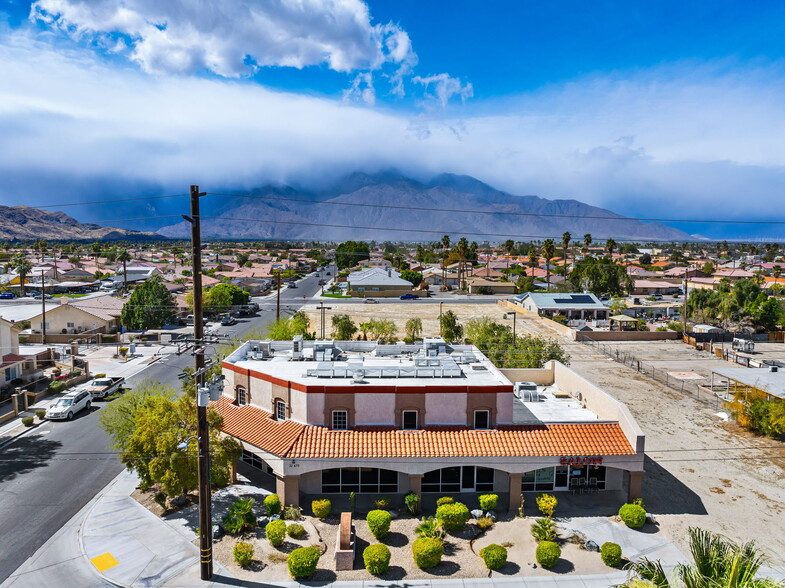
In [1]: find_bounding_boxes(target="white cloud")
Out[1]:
[343,72,376,105]
[2,33,785,235]
[413,73,474,108]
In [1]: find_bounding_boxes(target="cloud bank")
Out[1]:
[1,31,785,238]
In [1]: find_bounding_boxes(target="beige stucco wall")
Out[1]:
[0,321,19,356]
[37,305,110,334]
[355,393,396,425]
[496,392,514,424]
[425,392,468,424]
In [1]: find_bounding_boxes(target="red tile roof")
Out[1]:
[213,397,304,456]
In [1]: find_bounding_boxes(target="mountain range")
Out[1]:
[0,206,158,241]
[158,172,693,242]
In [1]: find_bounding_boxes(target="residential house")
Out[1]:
[513,292,609,321]
[346,268,414,298]
[215,338,645,510]
[466,277,516,295]
[712,269,755,281]
[631,280,681,295]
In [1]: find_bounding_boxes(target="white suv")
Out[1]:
[46,389,92,420]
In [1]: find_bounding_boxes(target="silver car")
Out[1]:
[46,390,92,420]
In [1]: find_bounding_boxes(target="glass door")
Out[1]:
[554,466,570,491]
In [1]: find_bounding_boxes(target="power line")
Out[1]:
[21,194,189,210]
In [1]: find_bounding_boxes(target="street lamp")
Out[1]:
[506,312,517,344]
[177,436,201,450]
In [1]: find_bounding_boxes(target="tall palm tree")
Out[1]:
[116,248,131,292]
[541,239,555,291]
[583,233,593,253]
[626,527,782,588]
[11,253,32,297]
[606,238,617,257]
[441,235,451,253]
[561,231,572,275]
[504,239,515,255]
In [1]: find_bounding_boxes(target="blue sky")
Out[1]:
[2,0,785,238]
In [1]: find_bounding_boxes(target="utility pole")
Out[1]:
[318,302,332,339]
[184,185,213,581]
[276,270,281,321]
[41,269,46,345]
[682,276,688,337]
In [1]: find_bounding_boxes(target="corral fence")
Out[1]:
[580,337,725,411]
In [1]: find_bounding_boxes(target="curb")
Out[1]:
[0,417,46,451]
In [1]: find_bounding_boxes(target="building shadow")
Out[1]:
[642,455,708,516]
[0,434,62,483]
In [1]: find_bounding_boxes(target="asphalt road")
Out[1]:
[0,272,324,584]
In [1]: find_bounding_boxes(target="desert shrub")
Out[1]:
[367,509,392,539]
[363,544,391,575]
[283,504,302,520]
[436,496,454,507]
[632,497,646,510]
[153,491,167,509]
[264,493,282,516]
[412,537,444,569]
[536,493,558,517]
[478,493,498,512]
[530,517,557,542]
[436,502,470,531]
[404,492,420,515]
[48,381,66,393]
[222,497,256,534]
[35,409,46,420]
[477,516,494,531]
[311,498,331,519]
[618,503,646,529]
[266,519,286,546]
[22,416,34,427]
[415,516,445,539]
[536,541,561,568]
[286,523,305,538]
[480,544,508,570]
[233,541,254,568]
[374,496,391,509]
[287,546,320,578]
[601,542,622,567]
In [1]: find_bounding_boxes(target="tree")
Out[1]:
[516,275,536,293]
[116,248,131,292]
[265,311,314,340]
[605,238,617,257]
[465,317,570,368]
[331,314,358,339]
[504,240,515,255]
[702,261,715,276]
[541,239,555,291]
[90,241,102,260]
[99,379,176,452]
[569,256,632,296]
[359,318,397,343]
[640,253,652,265]
[121,275,177,330]
[561,232,571,275]
[404,318,422,343]
[439,310,463,343]
[626,527,782,588]
[10,253,32,297]
[583,233,592,254]
[441,235,451,252]
[235,252,250,267]
[400,269,423,287]
[33,238,47,263]
[335,241,370,269]
[203,283,249,312]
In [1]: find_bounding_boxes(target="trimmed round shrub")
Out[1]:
[363,544,391,575]
[412,537,444,569]
[263,493,282,516]
[435,496,454,507]
[367,510,392,540]
[477,516,494,531]
[479,544,508,570]
[618,503,646,529]
[233,541,254,568]
[436,502,470,532]
[265,519,286,547]
[21,416,34,427]
[478,493,498,512]
[35,409,46,420]
[286,523,305,538]
[311,498,331,519]
[48,381,66,394]
[287,546,320,579]
[601,542,622,567]
[536,541,561,568]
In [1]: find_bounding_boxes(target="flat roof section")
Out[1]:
[513,385,599,424]
[711,366,785,400]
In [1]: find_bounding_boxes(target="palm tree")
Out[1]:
[541,239,555,291]
[606,238,617,257]
[441,235,451,253]
[626,527,782,588]
[11,253,32,297]
[583,233,593,254]
[504,239,515,255]
[116,248,131,292]
[561,231,572,275]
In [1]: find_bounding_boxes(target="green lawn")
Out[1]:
[53,293,88,298]
[321,292,352,299]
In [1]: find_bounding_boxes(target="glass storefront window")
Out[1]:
[321,468,398,493]
[422,466,494,493]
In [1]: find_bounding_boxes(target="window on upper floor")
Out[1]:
[474,409,490,430]
[236,386,247,406]
[332,410,348,430]
[276,400,286,421]
[402,410,418,430]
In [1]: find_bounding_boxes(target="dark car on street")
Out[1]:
[400,293,419,300]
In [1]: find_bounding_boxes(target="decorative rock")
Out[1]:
[171,495,187,507]
[470,509,484,519]
[269,514,281,521]
[212,524,224,539]
[585,540,599,552]
[389,509,400,519]
[486,510,497,521]
[530,563,537,569]
[646,513,658,525]
[257,516,270,527]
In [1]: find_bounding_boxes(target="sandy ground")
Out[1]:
[212,513,619,582]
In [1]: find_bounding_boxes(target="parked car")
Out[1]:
[45,389,92,420]
[87,376,125,399]
[220,314,237,326]
[364,298,378,304]
[0,293,15,299]
[33,293,53,300]
[400,293,419,300]
[185,315,209,326]
[288,281,297,288]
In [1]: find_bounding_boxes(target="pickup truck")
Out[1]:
[87,376,125,399]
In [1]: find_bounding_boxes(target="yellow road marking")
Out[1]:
[91,552,119,573]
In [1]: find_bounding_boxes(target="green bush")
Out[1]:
[286,523,305,538]
[35,409,46,420]
[283,504,301,520]
[374,496,391,509]
[530,517,557,542]
[363,544,391,575]
[265,519,286,546]
[600,542,622,567]
[367,509,392,539]
[153,491,167,509]
[404,492,420,515]
[618,503,646,529]
[22,416,34,427]
[222,497,256,534]
[436,502,470,531]
[477,516,494,531]
[264,493,282,516]
[480,544,508,570]
[48,381,66,393]
[415,516,445,539]
[536,541,561,568]
[287,546,320,578]
[233,541,254,568]
[412,537,444,569]
[311,498,331,519]
[478,493,498,512]
[436,496,454,506]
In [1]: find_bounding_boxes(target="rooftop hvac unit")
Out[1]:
[352,370,365,383]
[514,381,539,401]
[292,335,303,359]
[771,366,779,373]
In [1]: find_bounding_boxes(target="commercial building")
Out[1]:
[214,337,645,511]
